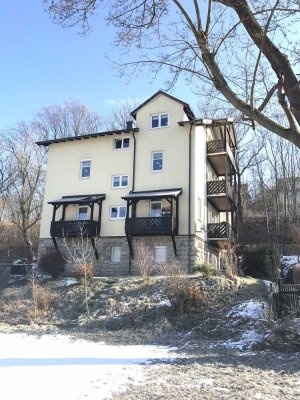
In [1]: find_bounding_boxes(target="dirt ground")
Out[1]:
[0,274,299,399]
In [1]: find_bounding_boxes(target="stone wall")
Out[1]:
[38,235,221,277]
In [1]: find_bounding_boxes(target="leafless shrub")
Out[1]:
[134,241,157,282]
[159,260,206,313]
[219,241,238,281]
[36,287,52,312]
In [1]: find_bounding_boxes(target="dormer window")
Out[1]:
[151,113,169,128]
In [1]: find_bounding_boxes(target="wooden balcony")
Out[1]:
[207,140,237,174]
[50,220,100,238]
[125,216,176,236]
[207,222,233,240]
[207,180,236,211]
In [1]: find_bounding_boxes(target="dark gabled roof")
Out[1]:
[48,194,106,206]
[122,188,182,201]
[131,91,195,121]
[36,128,139,147]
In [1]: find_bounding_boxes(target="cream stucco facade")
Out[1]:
[38,91,237,275]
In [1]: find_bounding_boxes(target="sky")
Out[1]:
[0,1,200,132]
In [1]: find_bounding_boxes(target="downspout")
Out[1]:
[128,129,136,275]
[132,130,136,192]
[188,121,194,273]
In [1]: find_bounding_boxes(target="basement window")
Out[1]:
[154,246,167,263]
[111,247,121,262]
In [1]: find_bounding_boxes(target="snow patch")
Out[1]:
[223,329,263,350]
[157,299,172,307]
[54,277,79,287]
[0,333,176,400]
[227,300,268,320]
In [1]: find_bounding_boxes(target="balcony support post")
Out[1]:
[62,205,66,221]
[90,203,94,221]
[90,237,99,260]
[52,205,59,222]
[126,234,134,259]
[51,235,59,252]
[171,234,177,257]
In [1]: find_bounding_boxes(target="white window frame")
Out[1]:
[77,205,89,220]
[111,247,121,262]
[80,159,91,179]
[150,201,162,217]
[112,175,129,188]
[154,246,167,263]
[110,206,127,220]
[150,113,169,129]
[114,137,130,150]
[151,151,163,172]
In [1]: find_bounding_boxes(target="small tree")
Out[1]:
[62,227,97,319]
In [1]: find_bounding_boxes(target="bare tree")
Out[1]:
[3,123,46,260]
[33,100,104,140]
[0,132,13,222]
[103,101,137,131]
[46,1,300,146]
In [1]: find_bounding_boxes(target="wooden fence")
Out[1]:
[276,278,300,317]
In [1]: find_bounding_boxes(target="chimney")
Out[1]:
[126,121,134,131]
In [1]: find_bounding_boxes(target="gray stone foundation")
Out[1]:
[38,235,222,277]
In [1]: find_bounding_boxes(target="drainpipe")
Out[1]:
[128,129,136,275]
[132,130,136,192]
[188,121,194,273]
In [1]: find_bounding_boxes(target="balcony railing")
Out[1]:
[207,180,236,201]
[207,140,226,154]
[207,140,237,173]
[125,216,175,235]
[207,222,232,239]
[50,220,100,238]
[207,180,229,195]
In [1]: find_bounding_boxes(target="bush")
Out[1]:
[157,260,206,313]
[194,262,216,277]
[39,250,65,278]
[164,276,206,313]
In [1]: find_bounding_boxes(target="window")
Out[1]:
[73,247,84,260]
[152,151,163,172]
[80,160,91,178]
[111,247,121,262]
[155,246,166,263]
[112,175,129,188]
[110,206,127,220]
[151,113,169,128]
[114,137,130,149]
[78,206,88,220]
[150,201,162,217]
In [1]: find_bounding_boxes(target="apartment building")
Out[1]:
[37,91,237,275]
